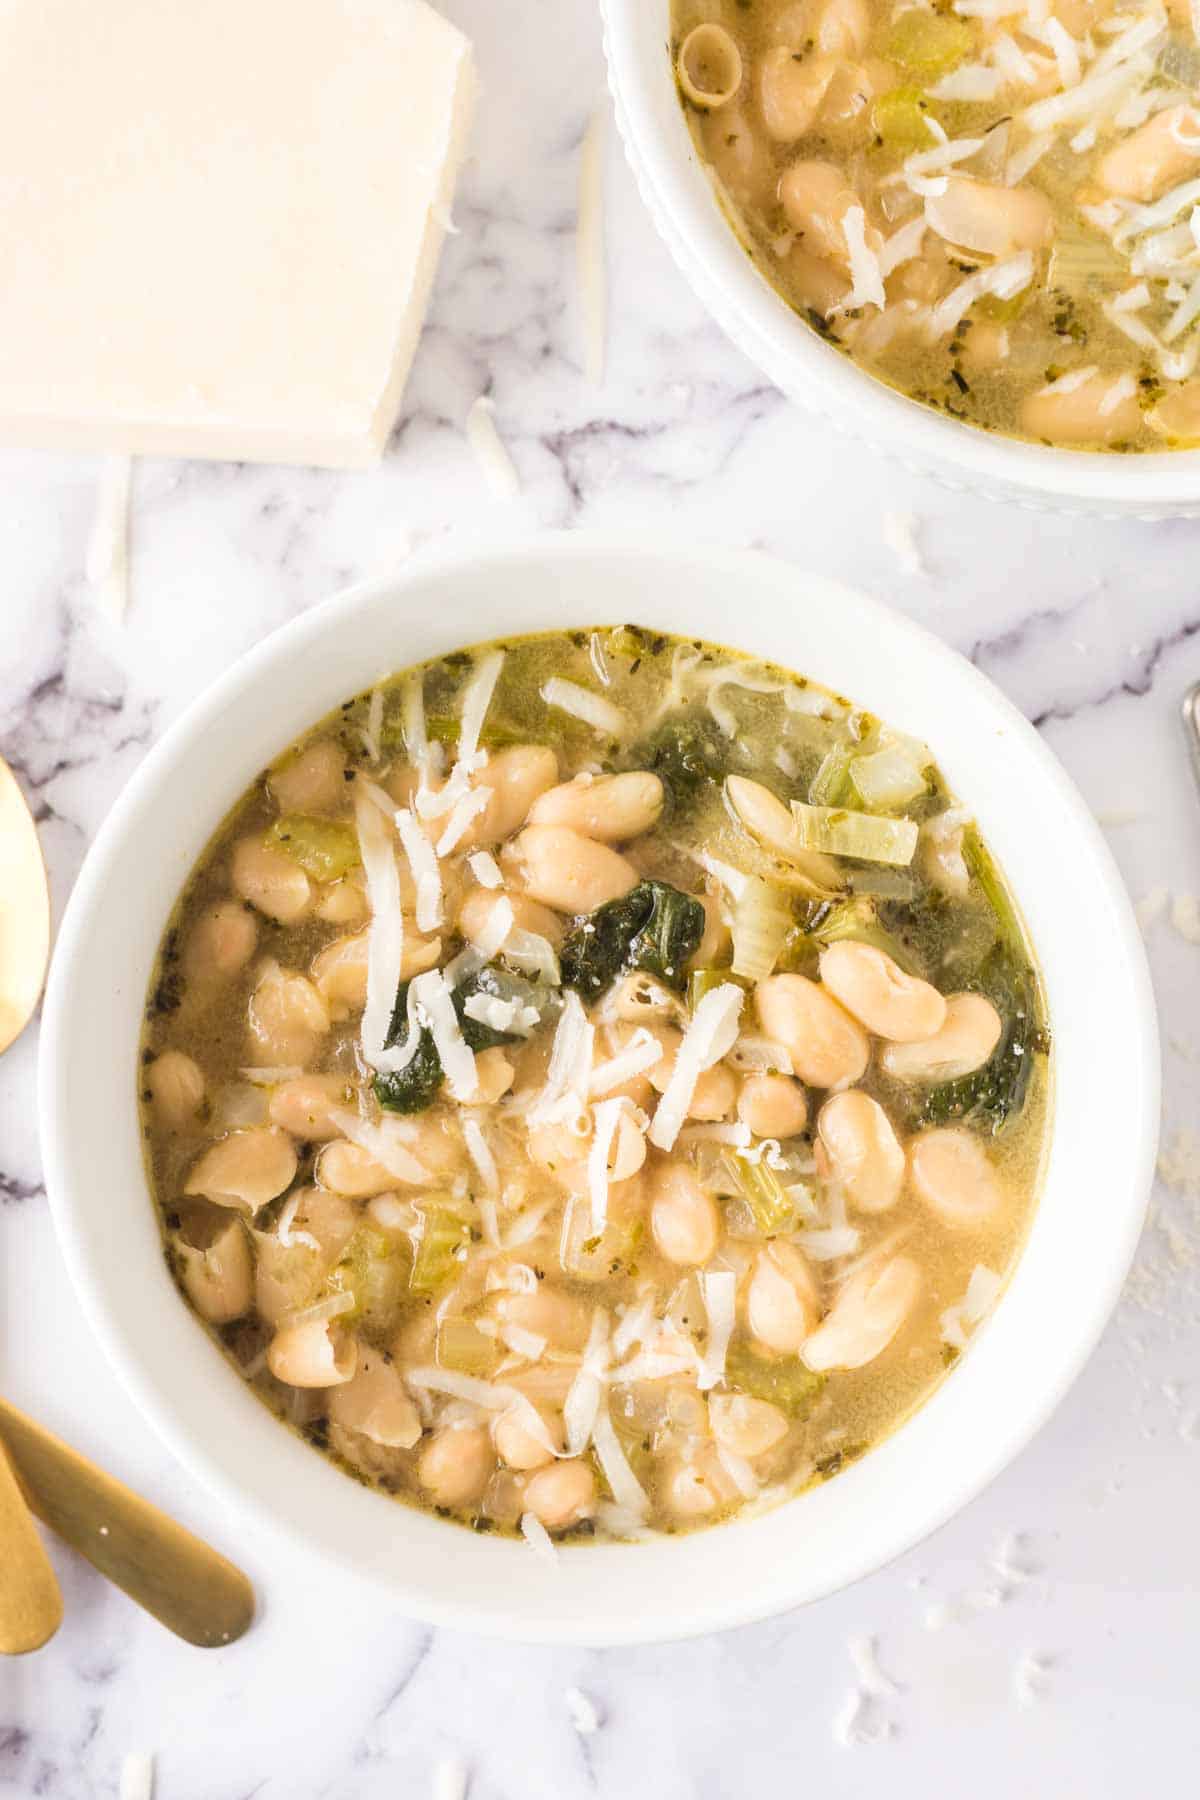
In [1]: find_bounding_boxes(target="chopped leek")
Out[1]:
[871,87,933,151]
[849,743,929,813]
[266,815,360,881]
[437,1316,501,1376]
[789,801,919,866]
[724,1152,794,1236]
[330,1226,411,1334]
[1158,36,1200,86]
[724,1341,826,1416]
[730,876,792,982]
[409,1198,473,1294]
[883,12,972,77]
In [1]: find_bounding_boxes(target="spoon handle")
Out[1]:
[0,1436,62,1653]
[0,1398,254,1648]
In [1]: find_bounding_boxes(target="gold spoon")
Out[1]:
[0,1398,255,1648]
[0,759,254,1648]
[0,753,50,1055]
[0,1435,62,1654]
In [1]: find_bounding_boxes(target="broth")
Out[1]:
[674,0,1200,451]
[140,628,1050,1545]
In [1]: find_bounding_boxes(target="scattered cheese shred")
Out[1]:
[465,395,521,498]
[697,1270,736,1390]
[565,1686,602,1735]
[412,968,478,1100]
[396,804,444,935]
[577,104,607,384]
[520,1510,559,1563]
[648,983,744,1151]
[432,1755,469,1800]
[327,1108,430,1186]
[87,454,133,621]
[882,510,925,576]
[458,649,504,766]
[848,1634,901,1697]
[467,850,503,889]
[540,675,627,739]
[354,785,411,1075]
[119,1753,155,1800]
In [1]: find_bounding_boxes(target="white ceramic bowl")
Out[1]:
[601,0,1200,517]
[40,538,1158,1644]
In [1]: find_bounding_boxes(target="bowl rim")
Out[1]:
[38,533,1161,1643]
[599,0,1200,513]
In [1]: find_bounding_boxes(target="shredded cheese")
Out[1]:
[540,675,627,739]
[697,1270,736,1390]
[395,805,444,935]
[354,785,411,1075]
[465,396,521,498]
[327,1108,431,1185]
[87,454,134,621]
[411,968,478,1100]
[577,104,607,384]
[467,850,503,888]
[648,983,744,1151]
[119,1754,155,1800]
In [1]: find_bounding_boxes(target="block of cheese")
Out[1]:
[0,0,475,467]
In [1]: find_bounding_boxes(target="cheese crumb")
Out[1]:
[86,454,133,621]
[465,396,521,499]
[433,1756,469,1800]
[119,1754,155,1800]
[882,509,925,576]
[565,1685,602,1735]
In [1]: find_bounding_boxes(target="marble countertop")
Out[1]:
[3,1,1200,1793]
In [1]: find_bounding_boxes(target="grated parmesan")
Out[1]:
[520,1510,559,1563]
[540,676,627,739]
[648,982,744,1151]
[467,850,503,888]
[433,1756,469,1800]
[465,395,521,498]
[119,1754,155,1800]
[565,1686,602,1735]
[87,454,133,621]
[577,104,607,384]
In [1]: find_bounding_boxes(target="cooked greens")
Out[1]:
[561,880,706,998]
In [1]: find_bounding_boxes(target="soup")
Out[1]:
[674,0,1200,450]
[140,628,1049,1548]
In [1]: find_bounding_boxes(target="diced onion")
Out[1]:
[731,875,792,982]
[849,744,930,811]
[503,928,561,985]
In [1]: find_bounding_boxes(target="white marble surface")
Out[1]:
[2,1,1200,1792]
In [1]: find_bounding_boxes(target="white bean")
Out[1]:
[176,1218,253,1323]
[328,1349,422,1448]
[267,1318,357,1387]
[146,1050,206,1130]
[182,900,257,986]
[310,926,440,1012]
[925,176,1054,256]
[315,1139,396,1198]
[522,1458,596,1529]
[776,163,860,271]
[819,941,946,1043]
[231,835,312,923]
[494,1405,562,1472]
[247,966,330,1067]
[648,1026,738,1120]
[268,739,346,815]
[708,1393,788,1458]
[528,772,664,842]
[417,1425,493,1508]
[184,1126,297,1213]
[909,1128,1003,1226]
[1098,103,1200,202]
[467,746,559,848]
[650,1161,721,1266]
[802,1256,922,1371]
[458,887,563,951]
[754,973,869,1089]
[268,1074,355,1141]
[817,1090,905,1214]
[1021,372,1142,447]
[510,825,638,914]
[737,1072,808,1140]
[879,993,1002,1083]
[758,48,836,140]
[746,1242,821,1354]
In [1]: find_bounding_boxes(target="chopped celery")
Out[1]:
[871,87,933,151]
[725,1341,826,1416]
[884,12,973,78]
[790,801,919,866]
[329,1226,411,1335]
[808,743,856,807]
[1159,35,1200,85]
[1046,229,1124,295]
[978,284,1032,323]
[724,1153,794,1235]
[437,1315,501,1376]
[688,965,744,1011]
[809,895,922,973]
[849,743,930,813]
[730,876,792,982]
[409,1198,473,1294]
[266,815,360,881]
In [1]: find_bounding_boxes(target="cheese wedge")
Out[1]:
[0,0,475,467]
